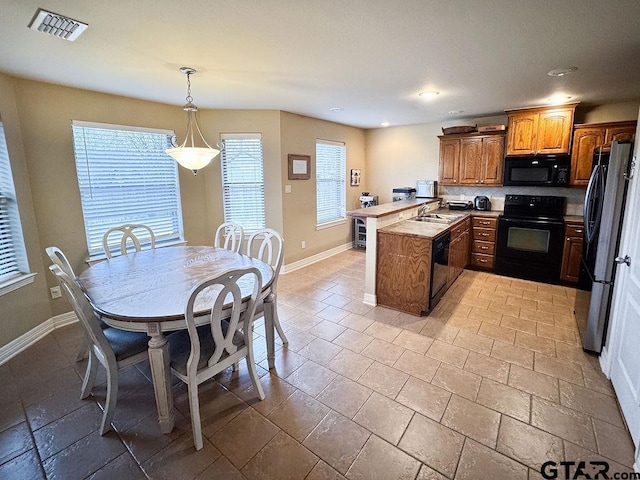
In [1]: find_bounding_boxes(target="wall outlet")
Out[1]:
[301,240,306,249]
[50,286,62,299]
[285,184,292,194]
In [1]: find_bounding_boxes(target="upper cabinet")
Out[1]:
[506,103,578,156]
[438,132,505,186]
[570,120,637,186]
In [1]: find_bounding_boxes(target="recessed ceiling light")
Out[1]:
[329,107,343,112]
[380,121,390,127]
[448,110,464,115]
[418,90,439,98]
[547,67,578,77]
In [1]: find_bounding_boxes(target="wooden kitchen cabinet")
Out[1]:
[448,217,471,285]
[506,103,578,156]
[439,138,460,185]
[561,221,584,284]
[470,215,498,270]
[439,133,505,186]
[376,231,431,316]
[570,121,637,186]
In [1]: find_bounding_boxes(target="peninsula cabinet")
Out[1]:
[448,217,471,285]
[570,121,637,186]
[438,132,505,186]
[506,103,578,156]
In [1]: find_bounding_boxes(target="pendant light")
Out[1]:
[166,67,219,175]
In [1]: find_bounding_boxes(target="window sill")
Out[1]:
[0,273,37,297]
[316,218,347,230]
[86,239,188,265]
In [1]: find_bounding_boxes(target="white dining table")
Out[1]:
[77,245,276,434]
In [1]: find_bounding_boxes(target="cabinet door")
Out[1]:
[507,112,538,155]
[439,138,460,185]
[459,137,483,185]
[481,135,505,185]
[605,126,636,147]
[561,235,583,283]
[537,108,574,154]
[570,128,604,186]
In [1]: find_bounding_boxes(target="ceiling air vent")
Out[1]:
[28,8,88,42]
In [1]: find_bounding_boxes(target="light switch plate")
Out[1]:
[285,184,292,193]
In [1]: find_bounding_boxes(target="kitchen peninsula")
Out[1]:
[347,198,440,306]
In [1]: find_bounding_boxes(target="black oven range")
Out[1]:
[495,195,566,284]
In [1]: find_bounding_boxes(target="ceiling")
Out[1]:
[1,0,639,129]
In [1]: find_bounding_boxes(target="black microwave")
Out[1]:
[503,155,570,187]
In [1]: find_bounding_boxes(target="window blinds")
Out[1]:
[316,140,346,225]
[0,121,27,283]
[71,121,184,258]
[220,133,265,232]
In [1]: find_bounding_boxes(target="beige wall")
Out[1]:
[280,112,366,263]
[0,74,52,346]
[365,102,640,203]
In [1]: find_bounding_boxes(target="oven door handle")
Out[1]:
[498,217,564,227]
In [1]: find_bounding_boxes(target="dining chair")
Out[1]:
[102,223,156,258]
[168,267,264,450]
[48,264,149,435]
[246,228,288,344]
[213,221,244,253]
[46,245,94,362]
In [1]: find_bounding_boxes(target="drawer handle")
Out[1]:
[480,233,489,237]
[574,229,583,233]
[479,259,488,263]
[481,221,490,225]
[481,246,488,250]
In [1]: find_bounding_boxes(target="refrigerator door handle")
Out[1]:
[615,255,631,267]
[584,163,604,245]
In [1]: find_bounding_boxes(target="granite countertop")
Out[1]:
[564,215,584,223]
[347,198,440,218]
[378,210,471,239]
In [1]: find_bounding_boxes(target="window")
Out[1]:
[71,121,184,259]
[316,139,346,226]
[0,118,31,291]
[220,133,265,232]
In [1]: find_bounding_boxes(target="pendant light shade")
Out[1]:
[166,67,219,175]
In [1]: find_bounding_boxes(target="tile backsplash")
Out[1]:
[439,185,585,215]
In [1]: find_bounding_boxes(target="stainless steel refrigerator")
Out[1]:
[576,141,634,353]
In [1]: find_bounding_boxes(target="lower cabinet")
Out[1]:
[561,222,584,284]
[376,231,432,316]
[470,216,497,270]
[449,217,471,285]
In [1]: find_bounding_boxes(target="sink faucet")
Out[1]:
[418,204,429,217]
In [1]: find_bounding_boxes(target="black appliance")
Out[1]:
[474,196,491,211]
[576,141,634,354]
[430,231,450,310]
[503,155,570,187]
[495,195,566,283]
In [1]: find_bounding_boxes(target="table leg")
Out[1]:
[263,293,276,369]
[146,323,175,433]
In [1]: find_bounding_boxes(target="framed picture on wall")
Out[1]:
[288,154,310,180]
[350,169,361,186]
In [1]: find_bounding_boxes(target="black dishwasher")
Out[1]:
[430,231,450,310]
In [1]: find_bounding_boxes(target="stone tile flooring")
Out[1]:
[0,249,636,479]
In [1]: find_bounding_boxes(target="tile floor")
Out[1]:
[0,249,636,479]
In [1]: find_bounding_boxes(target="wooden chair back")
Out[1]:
[45,246,76,278]
[214,222,244,253]
[102,224,156,258]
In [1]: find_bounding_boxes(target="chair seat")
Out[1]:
[168,321,244,376]
[103,328,149,362]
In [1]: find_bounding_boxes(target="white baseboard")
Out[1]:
[599,345,612,378]
[282,242,353,274]
[0,312,77,365]
[363,293,377,306]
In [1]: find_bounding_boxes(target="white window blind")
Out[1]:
[220,133,265,232]
[316,140,346,225]
[0,120,29,284]
[72,121,184,259]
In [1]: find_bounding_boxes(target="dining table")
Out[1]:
[77,245,276,434]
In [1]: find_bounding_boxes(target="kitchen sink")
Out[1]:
[412,213,464,224]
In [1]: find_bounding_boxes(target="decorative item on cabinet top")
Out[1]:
[442,125,477,135]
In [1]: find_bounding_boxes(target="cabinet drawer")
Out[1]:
[473,228,496,242]
[472,217,497,229]
[450,222,466,239]
[471,253,495,269]
[472,240,495,255]
[565,224,584,238]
